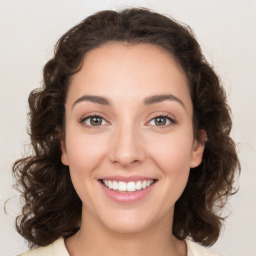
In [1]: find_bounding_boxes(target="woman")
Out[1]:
[14,7,240,256]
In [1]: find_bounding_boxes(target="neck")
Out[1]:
[65,209,186,256]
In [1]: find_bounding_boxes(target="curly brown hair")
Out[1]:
[13,7,240,249]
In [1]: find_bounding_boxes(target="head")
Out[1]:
[13,8,240,248]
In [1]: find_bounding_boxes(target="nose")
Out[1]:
[108,122,146,168]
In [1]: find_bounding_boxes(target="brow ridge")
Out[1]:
[72,93,185,108]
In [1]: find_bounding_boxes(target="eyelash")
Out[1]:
[79,114,176,129]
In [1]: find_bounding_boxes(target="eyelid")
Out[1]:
[79,113,109,129]
[146,113,176,128]
[79,112,176,129]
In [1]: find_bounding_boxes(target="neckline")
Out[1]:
[60,237,193,256]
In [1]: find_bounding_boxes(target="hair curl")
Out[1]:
[13,7,240,248]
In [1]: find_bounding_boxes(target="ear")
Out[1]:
[60,140,69,166]
[190,129,207,168]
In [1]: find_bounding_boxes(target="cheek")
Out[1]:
[65,134,107,205]
[148,132,193,197]
[150,130,194,171]
[66,132,107,172]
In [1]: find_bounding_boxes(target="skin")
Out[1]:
[61,42,205,256]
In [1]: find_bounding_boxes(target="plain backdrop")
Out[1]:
[0,0,255,255]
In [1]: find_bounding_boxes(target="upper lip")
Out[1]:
[99,175,157,182]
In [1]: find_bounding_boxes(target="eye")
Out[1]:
[79,114,176,129]
[80,114,107,128]
[148,115,176,127]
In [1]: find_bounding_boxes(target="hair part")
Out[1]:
[13,7,240,248]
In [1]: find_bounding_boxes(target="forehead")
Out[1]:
[67,42,192,113]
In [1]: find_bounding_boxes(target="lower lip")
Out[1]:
[99,181,156,203]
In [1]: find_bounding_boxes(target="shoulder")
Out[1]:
[19,237,69,256]
[185,239,222,256]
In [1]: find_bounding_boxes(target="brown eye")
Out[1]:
[155,116,167,125]
[90,116,103,126]
[80,115,107,128]
[148,115,176,127]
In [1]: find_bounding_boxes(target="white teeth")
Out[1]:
[118,181,126,191]
[108,181,113,189]
[112,181,118,190]
[127,182,136,192]
[102,179,154,192]
[135,181,142,190]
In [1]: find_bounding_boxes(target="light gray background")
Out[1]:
[0,0,255,255]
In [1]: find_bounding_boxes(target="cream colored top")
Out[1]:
[20,237,222,256]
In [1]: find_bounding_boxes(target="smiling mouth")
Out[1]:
[99,179,158,192]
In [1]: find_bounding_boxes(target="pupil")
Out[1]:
[156,117,166,125]
[92,117,101,126]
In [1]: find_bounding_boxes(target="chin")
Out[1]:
[98,210,154,234]
[105,220,150,234]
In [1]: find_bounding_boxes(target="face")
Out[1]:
[61,43,205,234]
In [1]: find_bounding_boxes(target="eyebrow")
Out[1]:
[72,93,185,109]
[144,94,185,107]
